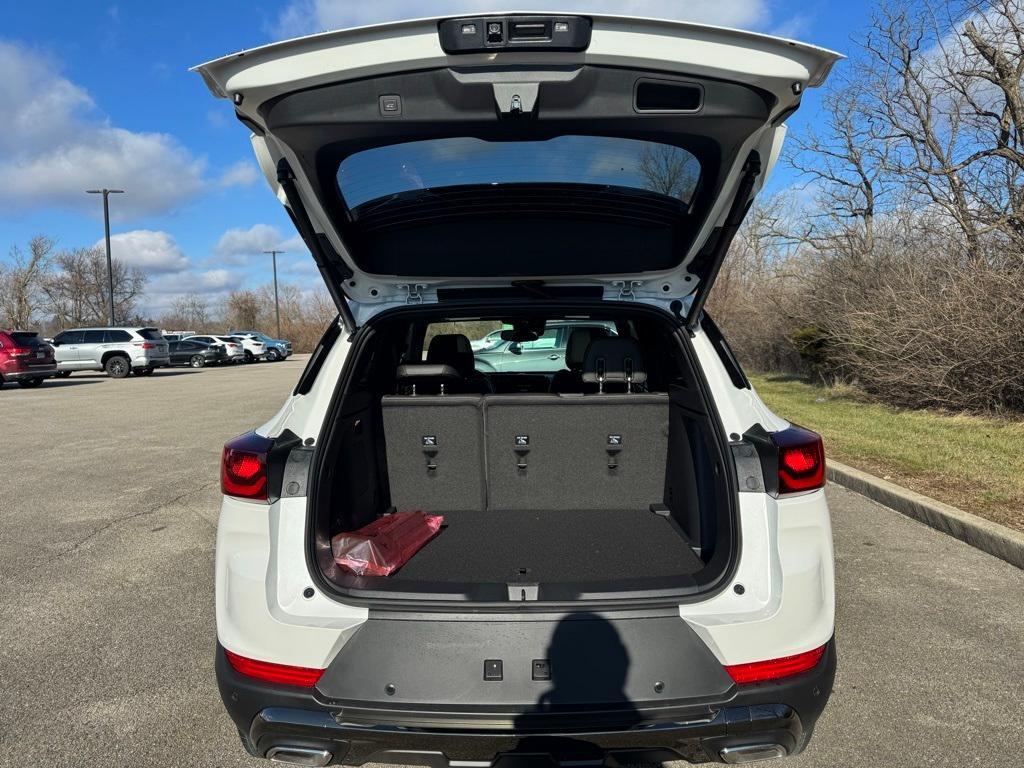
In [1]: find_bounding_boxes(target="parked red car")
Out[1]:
[0,330,57,389]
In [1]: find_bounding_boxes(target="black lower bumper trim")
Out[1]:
[249,703,800,766]
[3,368,56,380]
[216,639,835,765]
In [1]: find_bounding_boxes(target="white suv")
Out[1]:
[198,14,838,767]
[52,327,170,378]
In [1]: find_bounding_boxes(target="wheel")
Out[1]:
[55,370,72,378]
[189,355,206,368]
[134,367,155,376]
[18,378,44,388]
[104,355,131,378]
[243,350,254,363]
[265,349,280,362]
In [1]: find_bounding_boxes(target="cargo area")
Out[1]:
[392,508,703,584]
[309,303,737,604]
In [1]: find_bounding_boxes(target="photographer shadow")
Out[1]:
[506,613,640,766]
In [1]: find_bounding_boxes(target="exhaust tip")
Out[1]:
[266,746,333,766]
[719,744,788,764]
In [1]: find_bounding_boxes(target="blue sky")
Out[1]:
[1,0,873,315]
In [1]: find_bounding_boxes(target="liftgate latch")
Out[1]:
[399,283,427,304]
[613,280,642,301]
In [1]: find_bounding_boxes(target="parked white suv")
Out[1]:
[52,327,170,378]
[186,334,246,364]
[198,14,838,767]
[228,335,268,363]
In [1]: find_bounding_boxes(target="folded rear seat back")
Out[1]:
[381,394,486,513]
[483,394,669,512]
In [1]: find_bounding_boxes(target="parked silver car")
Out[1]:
[52,327,170,378]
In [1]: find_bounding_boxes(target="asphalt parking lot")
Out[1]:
[1,358,1021,768]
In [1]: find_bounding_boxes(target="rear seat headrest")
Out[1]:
[565,327,611,371]
[582,337,647,391]
[427,334,476,378]
[396,363,462,394]
[397,363,461,381]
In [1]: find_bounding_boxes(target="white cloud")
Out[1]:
[214,223,305,261]
[0,41,251,219]
[271,0,771,40]
[217,160,260,188]
[97,229,189,273]
[147,268,237,295]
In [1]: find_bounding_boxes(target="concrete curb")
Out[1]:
[827,459,1024,570]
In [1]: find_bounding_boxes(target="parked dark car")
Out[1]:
[167,339,226,368]
[0,330,57,388]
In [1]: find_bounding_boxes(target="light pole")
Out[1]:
[263,250,284,339]
[86,188,124,325]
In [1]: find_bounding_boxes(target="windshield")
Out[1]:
[338,136,701,211]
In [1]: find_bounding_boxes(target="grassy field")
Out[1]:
[749,373,1024,533]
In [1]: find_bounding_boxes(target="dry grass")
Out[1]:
[749,373,1024,533]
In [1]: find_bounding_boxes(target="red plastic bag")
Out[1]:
[331,511,443,576]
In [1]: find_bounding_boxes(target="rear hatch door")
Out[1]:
[194,14,839,325]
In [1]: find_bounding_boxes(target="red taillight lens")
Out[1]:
[9,347,32,357]
[221,431,272,500]
[224,649,324,687]
[724,644,827,684]
[772,426,825,494]
[134,341,158,349]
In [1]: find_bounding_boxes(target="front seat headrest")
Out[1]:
[427,334,476,378]
[565,327,611,371]
[582,337,647,391]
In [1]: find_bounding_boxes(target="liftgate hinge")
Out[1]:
[613,280,643,300]
[399,283,427,304]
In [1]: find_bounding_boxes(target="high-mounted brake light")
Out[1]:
[221,431,273,500]
[224,649,324,687]
[724,644,827,685]
[771,426,825,494]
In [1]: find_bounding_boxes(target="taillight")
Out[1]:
[224,649,324,687]
[8,347,32,357]
[221,431,272,500]
[134,341,157,349]
[771,426,825,494]
[724,644,827,684]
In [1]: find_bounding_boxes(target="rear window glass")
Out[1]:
[55,331,84,345]
[338,136,701,210]
[137,328,164,341]
[9,332,41,346]
[421,321,618,374]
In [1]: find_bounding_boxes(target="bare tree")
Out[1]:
[225,290,262,330]
[161,294,211,330]
[42,247,147,327]
[638,144,700,201]
[0,236,55,328]
[787,76,891,254]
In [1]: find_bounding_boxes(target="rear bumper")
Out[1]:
[1,365,57,380]
[135,355,170,368]
[216,639,835,765]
